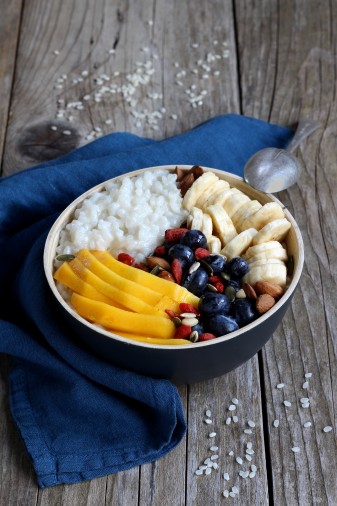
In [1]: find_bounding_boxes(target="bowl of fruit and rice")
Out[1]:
[44,165,304,384]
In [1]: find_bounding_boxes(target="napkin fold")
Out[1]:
[0,114,293,488]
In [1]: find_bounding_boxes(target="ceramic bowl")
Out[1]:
[44,165,304,384]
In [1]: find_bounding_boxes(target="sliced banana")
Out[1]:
[206,204,238,245]
[183,172,219,211]
[207,187,241,209]
[232,200,262,232]
[201,212,213,239]
[247,248,288,264]
[241,202,285,231]
[243,263,287,287]
[223,192,251,219]
[195,179,230,209]
[244,240,285,259]
[207,235,222,253]
[252,218,291,245]
[189,206,204,230]
[248,258,285,269]
[221,228,258,260]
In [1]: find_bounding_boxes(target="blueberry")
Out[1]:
[223,279,241,292]
[191,322,205,337]
[202,254,226,275]
[232,299,257,327]
[226,257,249,279]
[168,244,194,268]
[207,314,239,337]
[199,292,230,316]
[180,229,207,250]
[183,268,209,296]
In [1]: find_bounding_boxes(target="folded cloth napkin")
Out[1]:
[0,114,293,488]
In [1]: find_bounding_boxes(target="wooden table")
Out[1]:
[1,1,336,504]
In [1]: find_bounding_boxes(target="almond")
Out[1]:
[255,280,284,299]
[256,294,276,314]
[179,172,195,196]
[158,270,175,282]
[174,166,185,182]
[146,256,171,271]
[242,282,257,300]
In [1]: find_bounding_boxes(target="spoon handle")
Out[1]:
[286,119,320,153]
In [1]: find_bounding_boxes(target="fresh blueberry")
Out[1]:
[180,229,207,250]
[199,292,230,316]
[202,254,226,275]
[191,322,205,337]
[207,314,239,337]
[222,278,241,292]
[183,268,209,296]
[226,257,249,279]
[231,299,257,327]
[168,244,194,268]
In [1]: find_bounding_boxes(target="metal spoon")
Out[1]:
[243,119,320,193]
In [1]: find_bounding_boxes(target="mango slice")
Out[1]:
[76,250,163,306]
[91,249,200,307]
[65,258,167,317]
[71,293,176,339]
[112,331,191,345]
[54,261,124,308]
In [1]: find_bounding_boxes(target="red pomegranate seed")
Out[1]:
[174,324,192,339]
[179,303,199,315]
[118,253,135,265]
[165,228,189,242]
[172,258,183,284]
[208,275,222,283]
[194,248,210,260]
[199,333,217,341]
[214,281,224,293]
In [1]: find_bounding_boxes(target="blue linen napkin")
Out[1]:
[0,114,293,488]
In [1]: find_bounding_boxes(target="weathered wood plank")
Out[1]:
[0,0,23,170]
[235,1,337,504]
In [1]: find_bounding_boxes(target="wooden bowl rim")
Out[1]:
[44,164,304,350]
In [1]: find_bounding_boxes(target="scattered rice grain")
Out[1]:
[323,426,333,433]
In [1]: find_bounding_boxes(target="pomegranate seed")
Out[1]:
[179,303,199,315]
[118,253,135,265]
[199,333,217,341]
[165,309,180,319]
[174,324,192,339]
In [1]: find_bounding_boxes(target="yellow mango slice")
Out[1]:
[112,331,191,345]
[91,250,200,308]
[71,293,175,339]
[54,261,124,308]
[68,258,167,317]
[155,295,180,314]
[76,250,162,306]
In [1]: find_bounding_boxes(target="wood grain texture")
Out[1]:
[235,1,337,504]
[0,0,23,168]
[1,0,337,504]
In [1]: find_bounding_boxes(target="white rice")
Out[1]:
[56,170,188,263]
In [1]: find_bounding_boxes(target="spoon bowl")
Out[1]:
[243,119,320,193]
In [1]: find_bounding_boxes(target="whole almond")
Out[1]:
[242,282,257,300]
[158,270,175,283]
[146,256,171,271]
[256,294,276,314]
[174,166,185,182]
[179,172,195,196]
[255,280,284,299]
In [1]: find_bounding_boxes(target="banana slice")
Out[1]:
[252,218,291,245]
[241,202,285,231]
[232,200,262,232]
[207,235,222,253]
[207,187,241,209]
[244,240,285,259]
[221,228,258,260]
[248,258,285,269]
[201,212,213,239]
[183,172,219,211]
[206,204,238,245]
[223,192,251,219]
[196,179,230,209]
[189,206,204,230]
[243,263,287,287]
[247,248,288,264]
